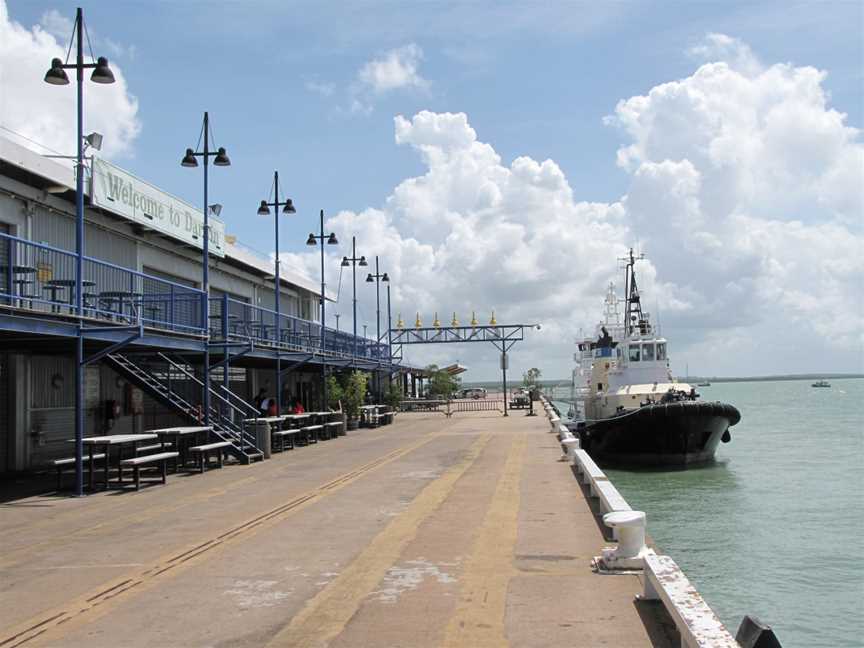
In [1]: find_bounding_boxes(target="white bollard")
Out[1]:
[561,437,580,462]
[599,511,653,570]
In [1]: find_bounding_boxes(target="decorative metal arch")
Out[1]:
[389,323,539,416]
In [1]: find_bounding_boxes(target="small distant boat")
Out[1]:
[697,381,711,387]
[811,380,831,388]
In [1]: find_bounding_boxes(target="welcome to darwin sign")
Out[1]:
[91,157,225,257]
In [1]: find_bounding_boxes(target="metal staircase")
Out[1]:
[106,352,264,464]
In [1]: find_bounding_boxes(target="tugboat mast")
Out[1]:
[620,248,646,336]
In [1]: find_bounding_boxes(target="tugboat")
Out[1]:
[811,380,831,388]
[572,249,741,467]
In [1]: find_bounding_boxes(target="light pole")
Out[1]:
[334,314,340,331]
[366,257,389,398]
[257,171,295,415]
[340,236,367,363]
[306,210,338,410]
[44,7,116,497]
[181,112,231,426]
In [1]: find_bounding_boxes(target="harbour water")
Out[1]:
[561,378,864,647]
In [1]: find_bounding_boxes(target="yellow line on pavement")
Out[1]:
[0,433,442,648]
[266,432,493,648]
[442,431,527,648]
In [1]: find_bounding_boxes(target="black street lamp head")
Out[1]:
[90,57,115,84]
[341,257,350,267]
[359,256,368,267]
[327,233,338,245]
[366,274,374,283]
[44,58,69,85]
[257,200,270,216]
[306,233,317,246]
[382,272,390,282]
[282,198,296,214]
[181,148,198,167]
[213,147,231,166]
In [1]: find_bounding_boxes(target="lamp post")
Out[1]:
[181,112,231,426]
[366,256,389,398]
[44,7,116,497]
[340,236,367,363]
[257,171,295,416]
[306,210,338,410]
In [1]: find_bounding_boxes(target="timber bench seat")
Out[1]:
[189,441,232,473]
[53,454,105,491]
[324,421,343,438]
[300,425,323,444]
[136,443,168,455]
[272,429,300,452]
[119,451,179,490]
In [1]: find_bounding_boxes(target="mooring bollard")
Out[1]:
[599,510,652,570]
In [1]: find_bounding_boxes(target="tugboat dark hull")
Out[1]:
[579,401,741,467]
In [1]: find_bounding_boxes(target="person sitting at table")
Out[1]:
[291,398,305,414]
[253,387,267,412]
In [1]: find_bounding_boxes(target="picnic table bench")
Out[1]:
[52,453,105,491]
[119,451,179,490]
[189,441,233,473]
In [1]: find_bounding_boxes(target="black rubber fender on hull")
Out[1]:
[580,400,741,467]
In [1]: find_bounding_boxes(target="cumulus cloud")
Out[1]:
[358,44,427,93]
[291,33,862,377]
[0,1,141,161]
[348,44,429,114]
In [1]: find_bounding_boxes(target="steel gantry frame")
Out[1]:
[389,323,538,416]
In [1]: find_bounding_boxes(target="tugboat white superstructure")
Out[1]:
[573,250,740,467]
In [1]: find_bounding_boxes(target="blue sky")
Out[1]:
[2,1,862,378]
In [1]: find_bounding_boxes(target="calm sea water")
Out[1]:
[561,378,864,648]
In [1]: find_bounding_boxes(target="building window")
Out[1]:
[657,343,667,361]
[628,345,641,362]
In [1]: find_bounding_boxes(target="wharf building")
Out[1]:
[0,136,404,473]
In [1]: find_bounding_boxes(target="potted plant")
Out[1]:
[383,380,403,419]
[342,370,368,430]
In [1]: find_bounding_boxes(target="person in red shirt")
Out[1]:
[292,398,305,414]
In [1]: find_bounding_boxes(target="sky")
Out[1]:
[1,0,862,380]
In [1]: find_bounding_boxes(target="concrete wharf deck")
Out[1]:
[0,411,674,647]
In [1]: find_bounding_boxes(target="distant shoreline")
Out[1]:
[461,374,864,387]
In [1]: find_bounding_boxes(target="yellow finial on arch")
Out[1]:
[490,310,497,326]
[451,312,459,327]
[433,312,441,328]
[415,312,422,328]
[471,311,478,327]
[396,313,404,329]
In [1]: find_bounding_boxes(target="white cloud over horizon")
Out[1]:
[0,1,140,161]
[328,43,430,115]
[286,33,863,378]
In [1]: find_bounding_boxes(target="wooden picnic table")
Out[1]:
[69,434,158,490]
[148,426,212,467]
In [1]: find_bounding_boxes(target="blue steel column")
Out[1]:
[202,112,211,426]
[74,7,85,497]
[221,292,229,415]
[352,236,358,364]
[375,255,381,398]
[319,209,327,410]
[274,171,281,415]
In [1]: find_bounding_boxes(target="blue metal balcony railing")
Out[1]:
[0,232,205,335]
[210,296,389,362]
[0,233,391,362]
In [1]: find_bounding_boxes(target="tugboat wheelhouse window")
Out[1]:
[628,345,641,362]
[642,343,655,361]
[656,343,667,361]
